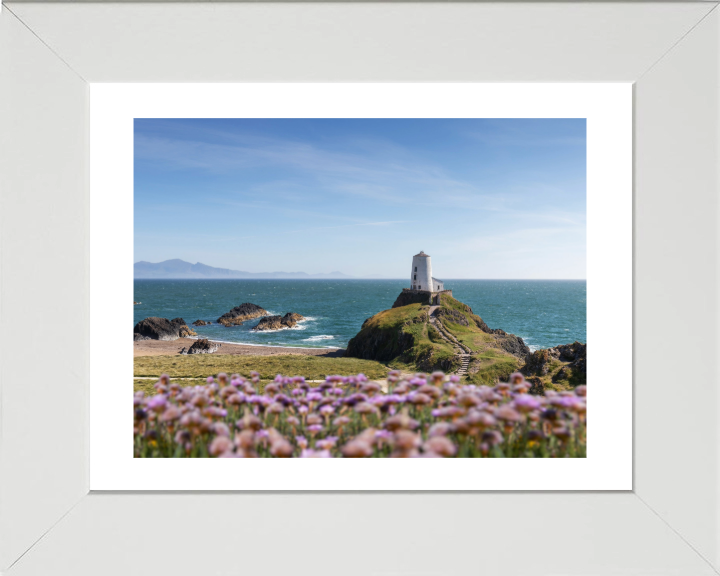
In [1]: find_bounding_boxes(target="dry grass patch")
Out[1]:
[134,354,389,381]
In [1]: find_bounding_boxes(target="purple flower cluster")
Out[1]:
[134,371,586,458]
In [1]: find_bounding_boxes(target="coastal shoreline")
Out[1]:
[134,337,345,358]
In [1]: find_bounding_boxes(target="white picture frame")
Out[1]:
[1,2,718,574]
[89,82,631,491]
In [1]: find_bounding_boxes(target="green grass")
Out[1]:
[439,293,473,316]
[134,354,390,381]
[464,352,521,385]
[134,377,209,395]
[366,303,425,330]
[434,294,520,380]
[405,339,458,371]
[440,319,498,353]
[345,304,429,362]
[395,314,459,372]
[134,377,277,395]
[534,361,585,391]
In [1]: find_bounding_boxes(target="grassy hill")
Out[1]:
[345,293,528,385]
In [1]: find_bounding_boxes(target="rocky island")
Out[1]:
[133,317,197,341]
[217,303,268,327]
[345,291,586,392]
[252,312,305,331]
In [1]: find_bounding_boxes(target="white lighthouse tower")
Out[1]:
[400,251,448,306]
[411,251,441,291]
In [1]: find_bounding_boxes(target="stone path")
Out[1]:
[428,307,473,376]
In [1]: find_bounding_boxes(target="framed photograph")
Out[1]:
[2,2,718,575]
[89,83,629,490]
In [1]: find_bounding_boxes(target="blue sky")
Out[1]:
[135,118,586,279]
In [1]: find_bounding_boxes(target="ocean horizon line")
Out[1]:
[135,277,587,281]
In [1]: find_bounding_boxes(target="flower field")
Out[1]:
[134,371,586,458]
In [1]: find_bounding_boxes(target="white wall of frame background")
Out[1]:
[1,2,719,575]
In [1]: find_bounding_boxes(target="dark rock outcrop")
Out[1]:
[192,320,211,326]
[171,318,197,337]
[346,310,428,362]
[471,316,511,337]
[186,338,221,354]
[521,341,587,384]
[473,316,491,332]
[496,333,531,358]
[217,303,268,327]
[253,316,283,331]
[552,366,571,383]
[252,312,304,331]
[392,291,432,308]
[523,349,552,375]
[554,341,587,374]
[282,312,304,323]
[133,317,196,341]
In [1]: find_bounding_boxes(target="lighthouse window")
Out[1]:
[414,267,417,272]
[414,275,416,280]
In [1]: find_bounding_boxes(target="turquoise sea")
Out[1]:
[134,279,586,352]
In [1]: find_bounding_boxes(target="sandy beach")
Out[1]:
[134,338,346,358]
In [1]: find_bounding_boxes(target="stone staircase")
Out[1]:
[428,307,473,376]
[457,354,471,377]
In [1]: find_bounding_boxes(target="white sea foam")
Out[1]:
[252,325,307,333]
[303,335,334,341]
[263,313,316,323]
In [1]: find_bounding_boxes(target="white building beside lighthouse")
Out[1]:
[410,251,444,292]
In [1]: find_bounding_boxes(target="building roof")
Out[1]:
[432,277,443,282]
[413,251,430,257]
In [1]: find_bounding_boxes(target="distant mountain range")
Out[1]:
[134,259,355,279]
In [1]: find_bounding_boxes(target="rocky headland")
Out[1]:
[217,303,268,327]
[346,290,586,391]
[252,312,305,331]
[133,317,197,341]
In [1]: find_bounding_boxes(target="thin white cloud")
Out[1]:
[232,219,413,240]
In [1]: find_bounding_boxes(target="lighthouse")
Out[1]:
[393,251,450,308]
[410,251,444,292]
